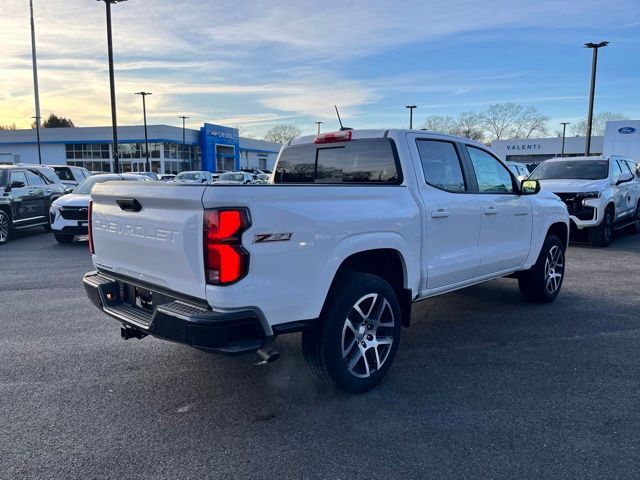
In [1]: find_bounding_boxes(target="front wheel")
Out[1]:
[54,232,74,244]
[302,272,402,393]
[590,207,614,247]
[0,210,11,245]
[626,201,640,234]
[518,234,565,303]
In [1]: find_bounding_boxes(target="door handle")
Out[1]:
[431,209,450,218]
[28,190,36,196]
[45,189,52,194]
[484,207,497,215]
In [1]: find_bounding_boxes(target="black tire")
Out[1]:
[626,201,640,235]
[54,232,74,244]
[0,210,11,245]
[43,217,52,232]
[518,234,565,303]
[589,206,614,247]
[302,271,402,393]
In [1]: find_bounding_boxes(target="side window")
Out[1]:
[625,160,639,177]
[55,168,73,181]
[71,167,84,182]
[611,160,622,176]
[415,140,466,192]
[467,146,515,194]
[25,170,44,186]
[10,170,28,187]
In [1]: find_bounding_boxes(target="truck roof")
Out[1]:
[288,129,487,149]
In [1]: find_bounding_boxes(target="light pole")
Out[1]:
[31,116,42,165]
[178,115,189,169]
[134,92,151,172]
[98,0,127,173]
[584,41,609,156]
[560,122,570,157]
[405,105,417,129]
[315,121,323,135]
[29,0,42,160]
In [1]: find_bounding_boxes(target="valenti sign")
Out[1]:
[506,144,542,151]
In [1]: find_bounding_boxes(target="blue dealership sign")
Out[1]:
[618,127,636,134]
[199,123,240,172]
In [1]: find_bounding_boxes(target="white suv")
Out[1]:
[530,156,640,246]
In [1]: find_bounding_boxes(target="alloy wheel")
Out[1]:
[604,211,613,243]
[0,213,9,243]
[341,293,395,378]
[544,245,564,295]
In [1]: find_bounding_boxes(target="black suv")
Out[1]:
[0,165,67,244]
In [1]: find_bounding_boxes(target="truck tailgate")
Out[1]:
[90,182,207,300]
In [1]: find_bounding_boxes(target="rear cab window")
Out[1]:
[275,138,402,184]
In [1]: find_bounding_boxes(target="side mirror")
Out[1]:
[520,179,540,195]
[615,172,633,185]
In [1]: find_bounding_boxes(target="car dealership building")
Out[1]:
[0,123,282,174]
[491,120,640,166]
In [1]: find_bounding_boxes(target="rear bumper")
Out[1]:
[83,271,269,354]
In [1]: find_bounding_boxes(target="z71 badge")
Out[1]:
[252,233,293,243]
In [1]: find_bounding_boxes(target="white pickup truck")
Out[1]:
[84,129,569,392]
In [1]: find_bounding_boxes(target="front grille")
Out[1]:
[555,193,596,221]
[60,206,89,221]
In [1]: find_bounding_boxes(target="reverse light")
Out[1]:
[88,200,94,254]
[204,208,250,285]
[314,130,352,144]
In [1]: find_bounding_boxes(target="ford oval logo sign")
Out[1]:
[618,127,636,134]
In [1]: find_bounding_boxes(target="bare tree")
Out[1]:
[481,103,525,141]
[481,103,548,141]
[454,112,484,142]
[233,124,256,139]
[0,123,17,130]
[263,125,301,143]
[512,106,549,139]
[570,112,628,136]
[421,115,457,135]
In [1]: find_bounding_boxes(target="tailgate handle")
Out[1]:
[115,198,142,212]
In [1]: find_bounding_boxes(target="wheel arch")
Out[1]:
[323,240,415,328]
[547,221,569,250]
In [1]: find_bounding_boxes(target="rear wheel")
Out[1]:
[590,206,614,247]
[54,232,74,244]
[0,210,11,245]
[518,234,565,303]
[626,201,640,234]
[302,271,402,393]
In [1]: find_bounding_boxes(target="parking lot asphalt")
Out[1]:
[1,229,639,479]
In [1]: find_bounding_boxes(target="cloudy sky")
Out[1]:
[1,0,639,136]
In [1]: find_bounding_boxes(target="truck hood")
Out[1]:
[52,193,90,208]
[538,179,608,193]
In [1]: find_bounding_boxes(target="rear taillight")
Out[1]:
[204,208,250,285]
[314,130,352,144]
[88,200,94,254]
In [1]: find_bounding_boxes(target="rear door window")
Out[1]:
[275,138,401,184]
[415,140,466,192]
[25,170,44,186]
